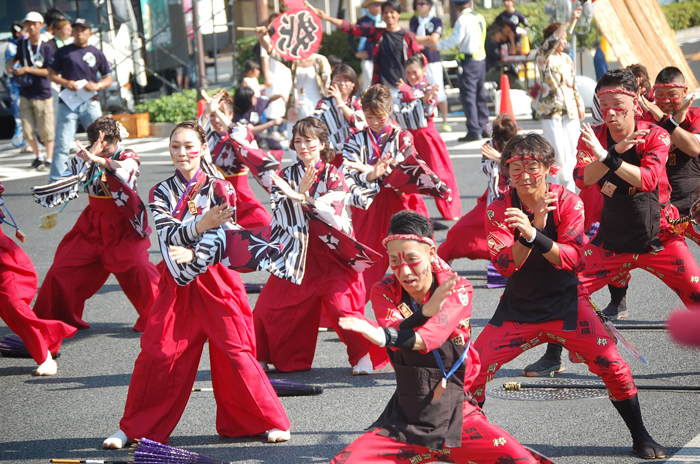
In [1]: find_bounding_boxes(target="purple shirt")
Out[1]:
[409,16,443,63]
[14,38,55,100]
[48,44,111,88]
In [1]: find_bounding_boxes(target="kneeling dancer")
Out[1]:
[334,210,539,463]
[471,133,665,460]
[103,121,289,449]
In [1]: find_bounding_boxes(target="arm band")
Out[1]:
[661,115,678,136]
[532,229,554,254]
[602,148,623,171]
[400,309,431,330]
[384,327,417,350]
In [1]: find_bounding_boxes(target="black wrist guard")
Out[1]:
[603,148,623,171]
[518,235,534,248]
[384,327,417,350]
[532,229,554,254]
[400,309,430,330]
[660,115,677,136]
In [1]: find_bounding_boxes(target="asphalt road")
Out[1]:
[0,111,699,464]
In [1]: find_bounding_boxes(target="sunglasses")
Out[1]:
[416,2,431,5]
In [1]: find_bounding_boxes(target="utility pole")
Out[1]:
[192,0,207,92]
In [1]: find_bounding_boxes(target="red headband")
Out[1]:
[596,88,638,99]
[652,82,687,92]
[382,234,435,249]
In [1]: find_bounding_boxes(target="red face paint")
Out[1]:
[389,252,424,275]
[601,106,628,121]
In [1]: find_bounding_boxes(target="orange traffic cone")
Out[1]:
[197,99,207,120]
[499,73,516,121]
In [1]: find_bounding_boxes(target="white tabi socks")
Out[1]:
[103,430,129,449]
[35,351,57,376]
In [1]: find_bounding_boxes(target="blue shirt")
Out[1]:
[48,44,111,88]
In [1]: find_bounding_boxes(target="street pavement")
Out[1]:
[1,112,699,464]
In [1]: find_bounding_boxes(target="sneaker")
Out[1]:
[457,133,483,143]
[28,158,42,169]
[522,353,565,377]
[441,123,452,132]
[36,160,51,171]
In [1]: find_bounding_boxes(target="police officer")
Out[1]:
[429,0,487,142]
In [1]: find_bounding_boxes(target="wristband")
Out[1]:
[532,229,554,254]
[602,149,623,171]
[518,228,536,248]
[661,115,678,135]
[377,327,387,348]
[384,327,417,350]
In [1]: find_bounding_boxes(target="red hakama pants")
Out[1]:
[255,233,389,372]
[438,189,490,262]
[119,263,289,443]
[579,231,700,308]
[411,120,462,220]
[353,188,430,298]
[225,173,272,229]
[470,289,637,403]
[0,228,77,364]
[329,404,538,464]
[33,197,159,332]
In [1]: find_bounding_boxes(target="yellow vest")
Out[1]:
[456,9,486,61]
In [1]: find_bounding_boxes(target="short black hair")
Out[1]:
[499,133,556,176]
[597,68,639,94]
[233,86,255,115]
[387,210,434,240]
[404,54,426,69]
[413,0,433,9]
[327,54,343,67]
[44,8,64,29]
[243,59,260,74]
[382,0,402,14]
[655,66,685,85]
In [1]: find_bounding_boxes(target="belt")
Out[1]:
[88,194,120,213]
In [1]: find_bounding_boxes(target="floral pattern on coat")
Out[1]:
[533,33,582,120]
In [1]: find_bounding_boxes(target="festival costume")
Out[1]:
[394,81,462,220]
[314,96,366,157]
[31,147,158,332]
[470,184,637,402]
[254,161,389,372]
[329,264,538,464]
[198,115,280,228]
[573,122,700,306]
[118,170,289,443]
[342,123,432,297]
[0,183,77,365]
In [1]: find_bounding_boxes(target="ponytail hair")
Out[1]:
[290,117,336,163]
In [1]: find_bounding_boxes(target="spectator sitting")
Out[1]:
[485,20,522,89]
[5,12,56,171]
[494,0,529,44]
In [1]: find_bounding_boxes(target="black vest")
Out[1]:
[592,130,662,254]
[490,189,580,331]
[370,288,476,449]
[667,146,700,216]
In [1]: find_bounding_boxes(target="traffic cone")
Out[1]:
[499,73,515,121]
[197,99,207,120]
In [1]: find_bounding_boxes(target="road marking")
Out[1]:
[666,432,700,462]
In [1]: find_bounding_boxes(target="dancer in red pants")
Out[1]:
[394,54,461,220]
[103,121,290,449]
[255,117,389,374]
[342,84,430,297]
[332,211,540,464]
[438,114,517,263]
[31,117,158,332]
[199,89,276,228]
[0,182,77,375]
[471,132,665,459]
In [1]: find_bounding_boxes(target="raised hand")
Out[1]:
[422,272,460,317]
[298,164,318,196]
[505,207,535,241]
[367,153,393,181]
[195,203,234,234]
[270,173,304,202]
[580,123,609,161]
[674,93,696,125]
[532,191,557,230]
[614,129,649,154]
[639,95,664,122]
[481,142,501,161]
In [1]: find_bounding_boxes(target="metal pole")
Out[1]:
[192,0,208,90]
[229,0,238,86]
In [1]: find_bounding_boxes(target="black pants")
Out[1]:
[458,58,488,136]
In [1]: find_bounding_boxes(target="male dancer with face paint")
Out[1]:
[332,210,541,464]
[639,66,700,244]
[575,68,700,314]
[471,132,665,460]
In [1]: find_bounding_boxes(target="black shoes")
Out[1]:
[29,158,42,169]
[457,133,483,143]
[602,284,629,320]
[610,394,666,459]
[522,343,565,377]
